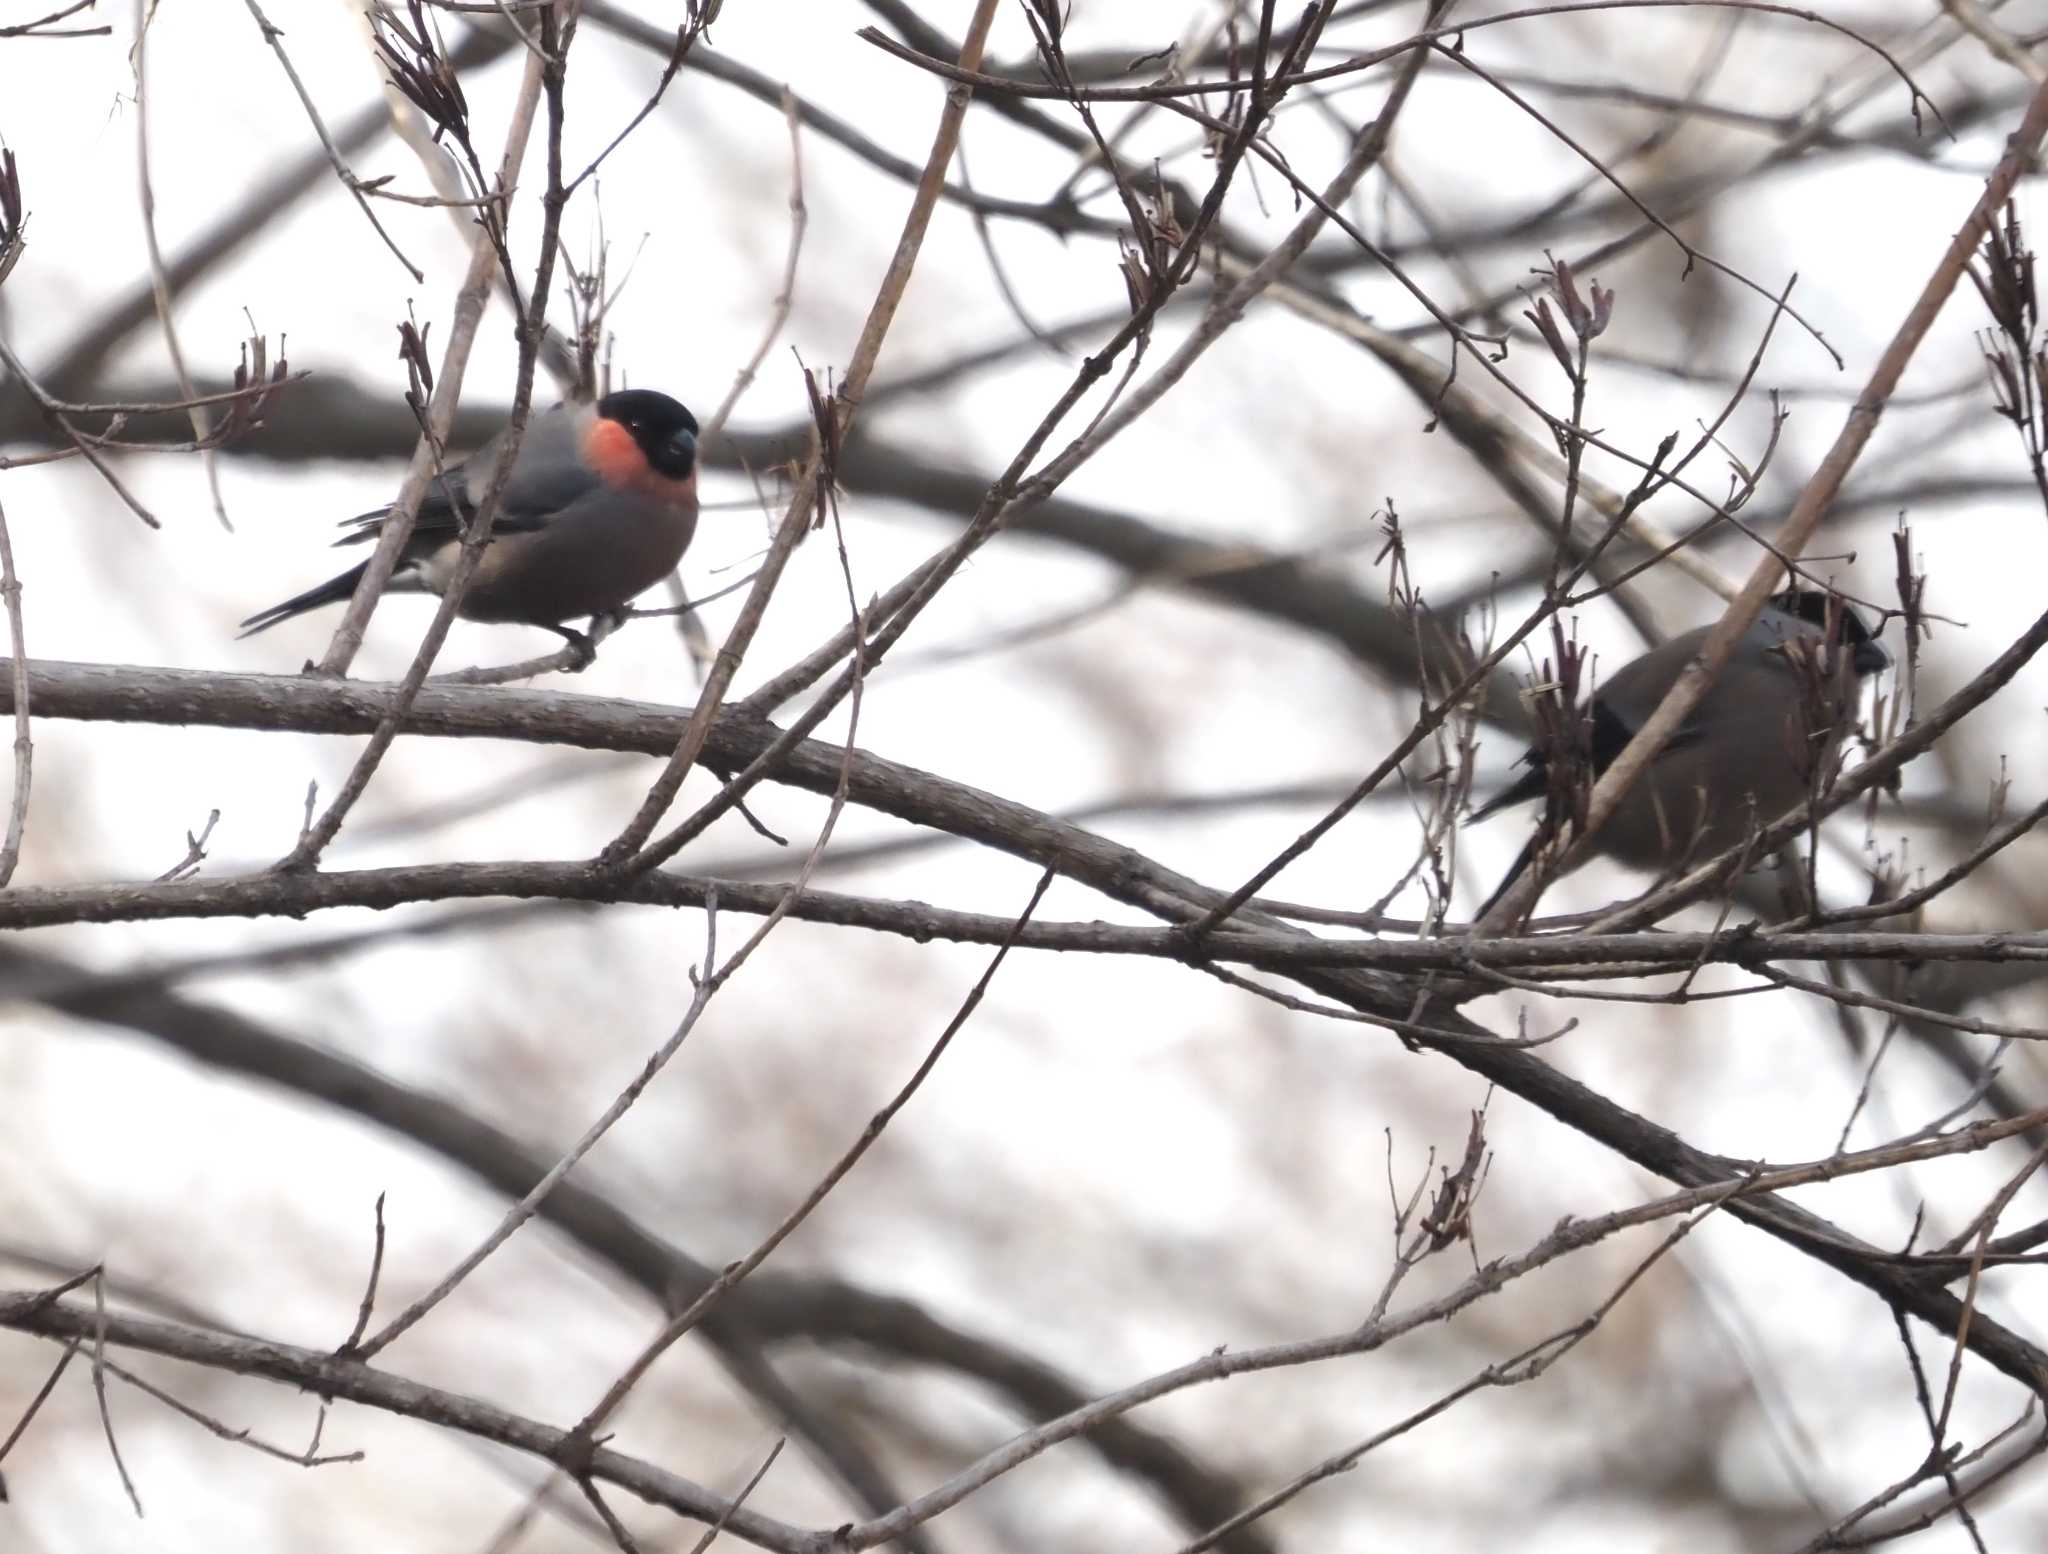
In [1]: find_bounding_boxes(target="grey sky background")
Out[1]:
[4,1,2048,1550]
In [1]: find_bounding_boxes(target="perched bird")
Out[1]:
[239,388,700,654]
[1469,587,1891,918]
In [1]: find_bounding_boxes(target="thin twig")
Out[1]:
[0,335,162,527]
[241,0,425,280]
[595,0,1002,864]
[135,0,231,528]
[0,495,31,887]
[312,31,550,678]
[341,1192,387,1351]
[106,1355,362,1467]
[564,865,1055,1463]
[91,1272,144,1516]
[833,1118,2040,1550]
[0,1293,812,1552]
[1946,0,2048,84]
[1,0,110,38]
[698,87,805,447]
[0,1340,77,1469]
[1478,75,2048,931]
[347,890,724,1360]
[687,1438,786,1554]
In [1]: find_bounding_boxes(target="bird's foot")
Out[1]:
[539,611,629,672]
[541,622,598,670]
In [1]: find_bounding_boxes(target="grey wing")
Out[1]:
[1472,626,1707,821]
[1594,608,1819,752]
[1588,626,1713,750]
[463,401,599,526]
[338,403,595,550]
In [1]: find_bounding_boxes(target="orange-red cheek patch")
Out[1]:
[583,415,697,505]
[584,416,648,489]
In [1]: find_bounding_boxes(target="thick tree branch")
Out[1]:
[0,934,1270,1552]
[0,1288,823,1554]
[2,656,2045,1397]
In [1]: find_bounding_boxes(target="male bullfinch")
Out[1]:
[240,388,700,653]
[1469,587,1891,917]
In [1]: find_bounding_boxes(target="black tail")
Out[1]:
[1471,827,1544,926]
[237,561,369,639]
[1466,770,1543,827]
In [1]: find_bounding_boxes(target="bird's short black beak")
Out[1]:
[668,428,698,472]
[1853,639,1891,676]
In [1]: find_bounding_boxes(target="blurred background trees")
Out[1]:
[3,1,2048,1549]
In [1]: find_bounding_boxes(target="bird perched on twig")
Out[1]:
[239,388,700,658]
[1468,587,1891,920]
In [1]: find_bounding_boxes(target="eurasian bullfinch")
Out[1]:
[239,388,700,652]
[1469,587,1891,916]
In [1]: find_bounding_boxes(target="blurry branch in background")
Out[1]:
[37,22,516,393]
[563,0,720,193]
[641,1,1422,887]
[0,1288,824,1553]
[0,342,296,474]
[306,4,551,679]
[19,0,2003,417]
[2,658,2048,1370]
[1471,80,2048,933]
[18,353,2032,737]
[282,3,576,865]
[0,367,1532,721]
[0,933,1275,1553]
[240,0,425,277]
[557,868,1053,1512]
[698,89,806,448]
[12,0,2048,1546]
[1946,0,2048,85]
[352,485,869,1379]
[594,0,1002,864]
[6,1098,2046,1550]
[0,494,27,888]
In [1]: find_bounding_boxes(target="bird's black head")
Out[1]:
[1770,586,1891,676]
[599,389,699,480]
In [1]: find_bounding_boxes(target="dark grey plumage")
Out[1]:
[239,389,700,649]
[1470,588,1890,916]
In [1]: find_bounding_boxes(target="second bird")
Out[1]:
[240,388,701,653]
[1468,587,1891,919]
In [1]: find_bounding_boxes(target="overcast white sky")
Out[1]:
[5,2,2048,1550]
